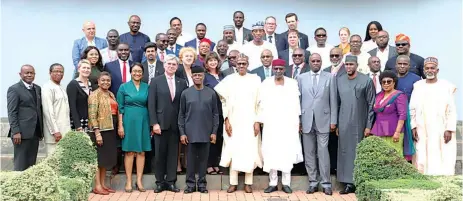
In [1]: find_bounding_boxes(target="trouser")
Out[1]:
[269,169,291,186]
[328,131,338,172]
[229,165,253,185]
[186,143,210,188]
[45,143,57,157]
[13,136,39,171]
[154,128,179,186]
[302,118,331,188]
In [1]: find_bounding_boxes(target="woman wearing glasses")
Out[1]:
[370,70,415,160]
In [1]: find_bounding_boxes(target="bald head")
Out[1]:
[82,21,96,39]
[128,15,141,33]
[20,64,35,84]
[309,53,322,72]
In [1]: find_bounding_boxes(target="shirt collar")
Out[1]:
[310,71,319,75]
[165,73,175,79]
[22,80,33,89]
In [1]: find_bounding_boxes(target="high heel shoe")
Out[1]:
[136,183,146,192]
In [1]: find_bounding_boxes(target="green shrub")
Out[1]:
[1,163,67,201]
[354,136,426,189]
[357,179,441,201]
[428,176,463,201]
[58,176,89,201]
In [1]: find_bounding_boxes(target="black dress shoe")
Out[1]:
[184,186,196,194]
[167,184,180,192]
[154,185,164,193]
[339,185,356,194]
[198,187,208,193]
[323,187,333,195]
[282,185,293,194]
[306,186,318,194]
[264,186,278,193]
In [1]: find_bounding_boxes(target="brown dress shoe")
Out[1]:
[227,185,237,193]
[244,185,252,193]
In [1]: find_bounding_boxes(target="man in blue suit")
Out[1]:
[250,49,274,82]
[166,28,183,57]
[185,23,216,52]
[72,21,108,68]
[277,13,309,51]
[104,43,133,96]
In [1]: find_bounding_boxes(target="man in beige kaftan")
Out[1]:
[42,64,71,156]
[215,53,262,193]
[257,59,303,194]
[411,57,457,175]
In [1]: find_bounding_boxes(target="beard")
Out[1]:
[331,60,341,66]
[425,72,436,79]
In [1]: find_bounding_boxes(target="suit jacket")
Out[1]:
[185,39,216,51]
[141,60,164,83]
[148,75,188,130]
[167,44,183,57]
[66,79,91,130]
[104,60,133,96]
[7,81,43,139]
[323,64,347,77]
[278,30,309,50]
[368,45,398,59]
[285,63,310,78]
[250,66,273,82]
[72,37,108,67]
[233,27,253,44]
[263,33,283,51]
[297,71,337,133]
[141,47,178,63]
[278,49,311,65]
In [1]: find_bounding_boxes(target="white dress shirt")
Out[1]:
[375,46,390,71]
[235,27,244,44]
[118,59,131,82]
[369,71,382,94]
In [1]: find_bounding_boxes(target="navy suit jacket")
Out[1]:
[278,30,310,50]
[104,60,133,96]
[250,66,273,82]
[263,33,284,51]
[167,44,183,57]
[278,49,311,65]
[141,47,178,63]
[185,39,216,51]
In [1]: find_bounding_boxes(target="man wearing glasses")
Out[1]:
[285,48,310,79]
[384,33,425,78]
[307,27,334,66]
[342,35,371,74]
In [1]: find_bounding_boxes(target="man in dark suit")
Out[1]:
[148,54,188,193]
[368,30,397,71]
[221,50,240,77]
[185,23,216,52]
[250,49,274,81]
[278,13,309,50]
[142,42,164,84]
[263,16,282,51]
[233,11,253,44]
[166,28,183,57]
[104,43,133,96]
[7,65,43,171]
[278,30,310,65]
[285,48,310,78]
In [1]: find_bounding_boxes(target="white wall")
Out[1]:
[1,0,462,118]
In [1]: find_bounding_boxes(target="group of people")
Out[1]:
[6,11,458,197]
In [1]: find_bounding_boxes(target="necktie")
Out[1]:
[372,73,377,90]
[265,68,270,78]
[168,77,175,101]
[170,46,174,53]
[160,51,165,62]
[312,74,318,87]
[148,65,155,84]
[122,61,127,83]
[268,36,273,43]
[293,66,299,78]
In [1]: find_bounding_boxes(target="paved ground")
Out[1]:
[88,190,357,201]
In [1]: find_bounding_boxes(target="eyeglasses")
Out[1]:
[311,60,321,63]
[273,67,285,71]
[381,80,393,85]
[292,54,303,57]
[228,56,237,59]
[396,43,409,47]
[316,34,326,38]
[330,54,340,58]
[160,40,168,43]
[237,62,247,66]
[261,55,272,59]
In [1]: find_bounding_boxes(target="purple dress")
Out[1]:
[371,91,408,137]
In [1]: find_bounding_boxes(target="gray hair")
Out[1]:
[164,54,179,64]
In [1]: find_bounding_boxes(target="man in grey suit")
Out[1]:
[296,53,337,195]
[221,50,240,77]
[7,65,43,171]
[367,30,397,71]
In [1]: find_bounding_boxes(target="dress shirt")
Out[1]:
[168,45,176,54]
[266,33,277,49]
[22,80,33,89]
[119,59,131,83]
[165,73,176,98]
[310,71,320,85]
[157,49,166,61]
[87,38,95,47]
[369,71,382,94]
[264,66,272,78]
[376,46,390,71]
[288,48,295,66]
[235,27,244,44]
[147,61,156,83]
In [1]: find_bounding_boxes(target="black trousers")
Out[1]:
[153,128,179,186]
[13,134,39,171]
[328,131,338,172]
[186,143,210,188]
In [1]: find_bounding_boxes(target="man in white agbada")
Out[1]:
[215,53,262,194]
[42,63,71,156]
[256,58,303,194]
[411,57,457,176]
[240,21,278,71]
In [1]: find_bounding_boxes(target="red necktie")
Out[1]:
[122,61,127,83]
[372,73,377,90]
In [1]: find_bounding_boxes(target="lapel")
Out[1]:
[112,61,123,82]
[18,81,35,102]
[314,72,326,96]
[174,76,184,102]
[161,75,173,103]
[75,80,90,97]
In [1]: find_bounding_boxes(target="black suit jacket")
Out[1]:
[250,66,273,82]
[285,63,310,78]
[141,60,164,83]
[263,33,283,51]
[7,81,43,139]
[233,27,253,44]
[278,30,310,50]
[278,49,311,65]
[148,75,188,131]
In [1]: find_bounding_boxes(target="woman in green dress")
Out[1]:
[116,62,151,192]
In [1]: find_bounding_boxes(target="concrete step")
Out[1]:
[105,174,344,191]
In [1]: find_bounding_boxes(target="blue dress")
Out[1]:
[117,81,152,152]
